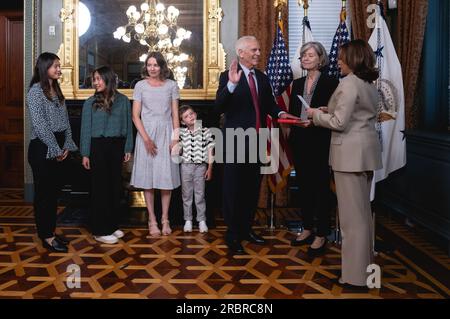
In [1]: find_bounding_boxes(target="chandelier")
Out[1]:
[113,0,192,88]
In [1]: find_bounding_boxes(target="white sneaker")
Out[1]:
[184,220,193,232]
[199,221,208,233]
[112,229,124,239]
[94,235,118,244]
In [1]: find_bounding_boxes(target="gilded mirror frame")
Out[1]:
[58,0,226,100]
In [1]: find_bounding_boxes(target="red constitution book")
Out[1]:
[277,119,303,124]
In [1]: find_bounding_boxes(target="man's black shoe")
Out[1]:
[55,234,70,245]
[42,238,68,253]
[245,231,266,245]
[226,240,246,255]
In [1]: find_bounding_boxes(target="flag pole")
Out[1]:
[300,0,310,45]
[274,0,287,12]
[373,0,383,257]
[274,0,286,23]
[372,0,383,257]
[267,0,287,231]
[270,192,275,230]
[341,0,347,22]
[373,1,380,257]
[299,0,310,78]
[298,0,310,17]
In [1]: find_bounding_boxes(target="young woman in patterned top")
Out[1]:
[80,66,133,244]
[27,52,78,252]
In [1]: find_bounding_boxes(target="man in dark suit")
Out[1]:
[215,36,299,255]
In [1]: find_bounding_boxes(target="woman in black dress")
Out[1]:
[289,42,339,256]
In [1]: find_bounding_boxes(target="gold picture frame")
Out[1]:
[58,0,226,100]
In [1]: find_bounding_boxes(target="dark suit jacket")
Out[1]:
[289,74,339,166]
[215,66,282,131]
[215,66,283,163]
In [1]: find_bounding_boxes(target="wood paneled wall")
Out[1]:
[0,11,24,187]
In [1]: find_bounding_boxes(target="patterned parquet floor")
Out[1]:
[0,188,449,299]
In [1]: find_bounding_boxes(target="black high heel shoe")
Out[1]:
[307,237,328,257]
[291,232,315,246]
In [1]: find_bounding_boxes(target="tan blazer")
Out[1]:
[312,73,382,172]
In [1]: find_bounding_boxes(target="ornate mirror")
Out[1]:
[57,0,226,100]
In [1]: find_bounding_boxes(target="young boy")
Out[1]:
[178,105,214,233]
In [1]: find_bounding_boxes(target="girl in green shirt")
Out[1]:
[80,66,133,244]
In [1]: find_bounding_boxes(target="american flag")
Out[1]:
[265,20,294,193]
[327,8,351,78]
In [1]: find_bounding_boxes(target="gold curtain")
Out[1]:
[350,0,428,129]
[239,0,288,70]
[397,0,428,129]
[240,0,290,208]
[349,0,388,41]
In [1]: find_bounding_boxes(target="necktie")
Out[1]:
[247,71,261,131]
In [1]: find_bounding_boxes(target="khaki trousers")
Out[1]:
[181,163,207,222]
[334,171,374,286]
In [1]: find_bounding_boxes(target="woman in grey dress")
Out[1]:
[130,52,181,237]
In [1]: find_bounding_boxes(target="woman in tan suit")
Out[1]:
[306,39,382,287]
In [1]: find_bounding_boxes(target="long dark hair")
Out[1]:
[92,66,118,113]
[142,51,173,80]
[339,39,379,82]
[29,52,65,103]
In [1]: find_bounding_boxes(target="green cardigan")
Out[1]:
[80,92,134,157]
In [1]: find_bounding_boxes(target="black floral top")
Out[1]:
[27,83,78,159]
